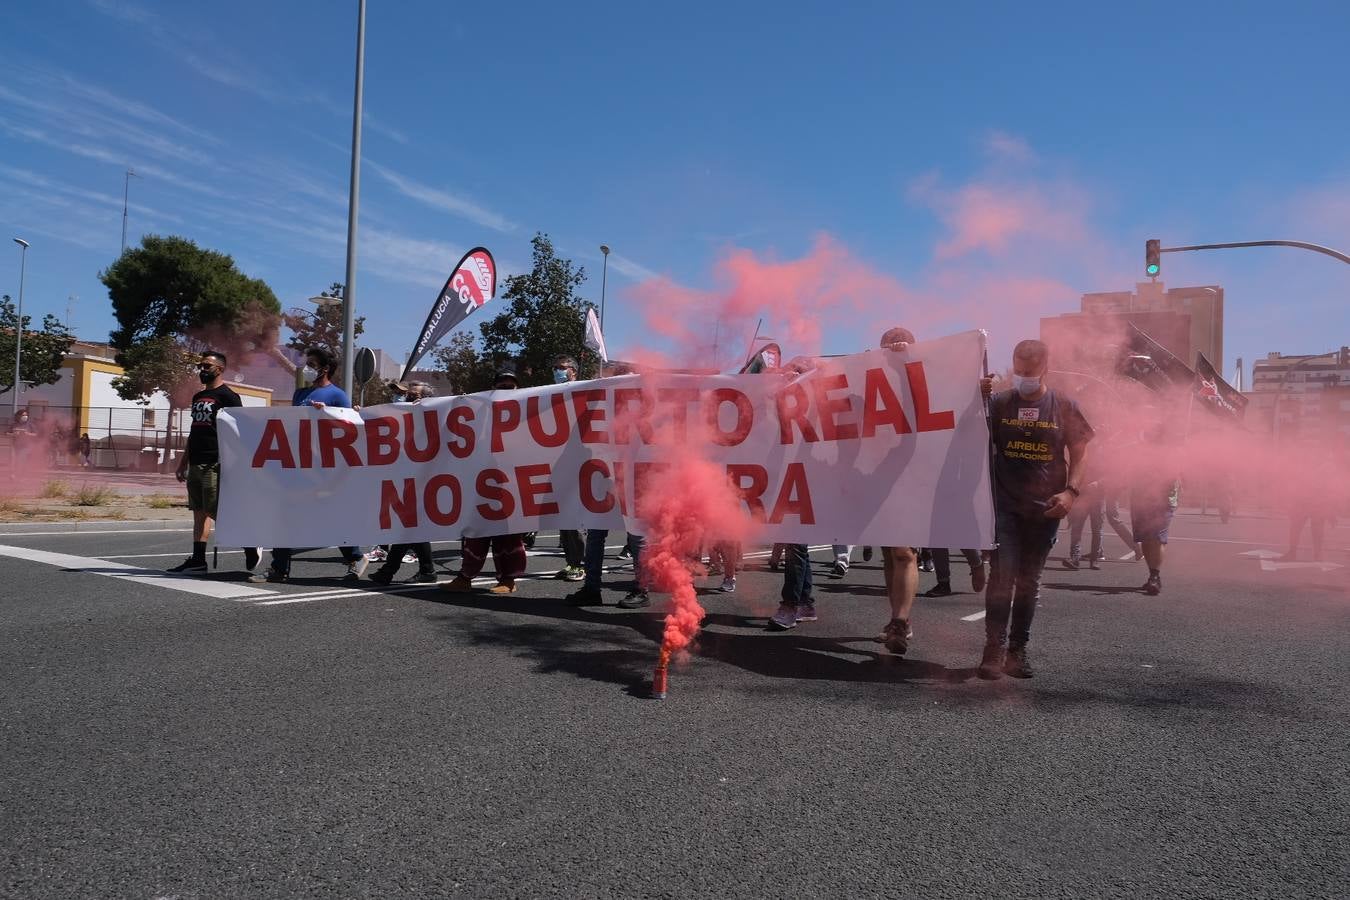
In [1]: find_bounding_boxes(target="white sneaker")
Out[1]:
[367,547,388,562]
[402,551,417,564]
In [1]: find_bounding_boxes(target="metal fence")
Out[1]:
[2,405,193,471]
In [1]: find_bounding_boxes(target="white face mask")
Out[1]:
[1012,374,1042,398]
[301,365,319,384]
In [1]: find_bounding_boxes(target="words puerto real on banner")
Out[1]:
[215,330,996,550]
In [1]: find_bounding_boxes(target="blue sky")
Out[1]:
[3,0,1348,380]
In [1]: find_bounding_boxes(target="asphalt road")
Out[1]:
[1,512,1347,898]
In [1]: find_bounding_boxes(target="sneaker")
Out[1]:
[719,576,736,593]
[978,642,1005,680]
[488,581,517,594]
[971,564,986,593]
[1089,556,1101,571]
[881,618,911,655]
[367,547,388,562]
[244,548,261,572]
[829,562,847,579]
[862,546,873,562]
[440,575,473,593]
[565,585,603,606]
[768,560,780,573]
[918,558,934,574]
[795,603,818,622]
[556,565,586,582]
[167,557,208,575]
[411,572,438,584]
[617,545,632,560]
[618,589,650,609]
[368,570,395,586]
[344,562,363,581]
[874,620,915,642]
[1091,548,1106,561]
[1063,547,1081,570]
[768,603,799,631]
[1143,573,1162,596]
[1003,644,1034,678]
[523,532,536,550]
[248,568,288,584]
[402,551,418,564]
[923,581,953,597]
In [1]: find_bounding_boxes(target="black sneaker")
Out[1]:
[248,568,288,584]
[243,548,260,572]
[1003,645,1034,678]
[565,585,604,606]
[829,562,847,579]
[923,581,953,597]
[617,545,632,559]
[523,532,536,549]
[862,546,873,562]
[977,642,1004,680]
[971,564,987,594]
[167,558,207,575]
[1143,574,1162,596]
[617,589,650,609]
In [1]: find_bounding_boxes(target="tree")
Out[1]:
[479,233,598,385]
[0,295,75,399]
[282,282,365,386]
[101,236,281,465]
[432,331,493,395]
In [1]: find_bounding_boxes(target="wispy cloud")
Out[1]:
[0,164,184,223]
[367,160,517,233]
[984,130,1037,165]
[606,253,660,282]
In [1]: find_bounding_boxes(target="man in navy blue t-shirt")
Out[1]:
[978,339,1093,680]
[250,346,363,584]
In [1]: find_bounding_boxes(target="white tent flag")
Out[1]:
[584,308,608,362]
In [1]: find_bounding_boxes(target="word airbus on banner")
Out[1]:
[400,247,497,380]
[216,331,996,550]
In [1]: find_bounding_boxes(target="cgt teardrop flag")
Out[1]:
[401,247,497,380]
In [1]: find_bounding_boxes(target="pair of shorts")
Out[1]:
[1130,502,1175,544]
[186,462,220,516]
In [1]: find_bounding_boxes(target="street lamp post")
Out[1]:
[599,244,610,331]
[339,0,367,395]
[121,170,139,254]
[11,238,29,417]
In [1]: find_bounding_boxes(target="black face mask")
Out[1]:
[199,371,216,384]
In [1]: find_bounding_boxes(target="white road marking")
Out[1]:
[0,544,277,600]
[0,527,185,538]
[960,610,986,622]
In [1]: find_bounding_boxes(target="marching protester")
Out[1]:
[769,543,815,630]
[367,381,439,585]
[875,326,924,656]
[551,354,587,582]
[1280,438,1333,562]
[251,347,365,584]
[77,432,92,467]
[167,351,259,576]
[978,339,1093,679]
[9,408,37,469]
[442,368,528,595]
[924,548,985,596]
[1129,406,1182,596]
[566,362,650,608]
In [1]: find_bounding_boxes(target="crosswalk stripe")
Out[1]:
[0,544,277,600]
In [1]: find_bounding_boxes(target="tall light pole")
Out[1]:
[121,169,139,254]
[339,0,366,394]
[599,244,610,330]
[11,238,29,416]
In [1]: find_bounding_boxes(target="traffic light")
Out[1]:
[1145,239,1161,277]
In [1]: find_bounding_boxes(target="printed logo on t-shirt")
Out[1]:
[1018,407,1039,422]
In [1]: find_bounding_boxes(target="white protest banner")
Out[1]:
[215,330,995,550]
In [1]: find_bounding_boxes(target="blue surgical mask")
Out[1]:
[1011,374,1041,398]
[553,368,570,384]
[392,393,407,403]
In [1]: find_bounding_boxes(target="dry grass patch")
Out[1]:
[71,484,117,507]
[40,480,69,498]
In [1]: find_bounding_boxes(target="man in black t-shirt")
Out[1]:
[977,339,1093,679]
[168,351,255,575]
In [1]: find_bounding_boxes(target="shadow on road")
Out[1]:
[420,590,974,695]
